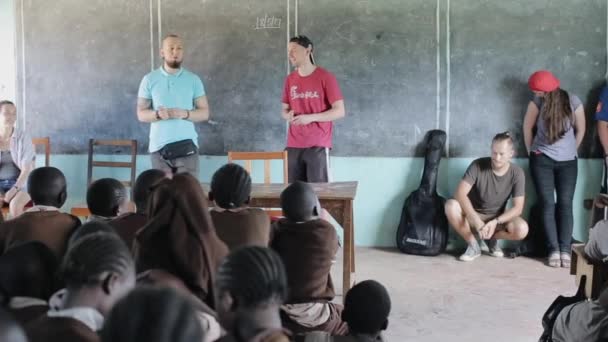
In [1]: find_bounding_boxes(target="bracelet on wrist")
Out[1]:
[155,110,161,120]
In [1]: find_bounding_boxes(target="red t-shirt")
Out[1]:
[281,67,343,148]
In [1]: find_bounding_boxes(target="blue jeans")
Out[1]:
[0,179,16,194]
[529,153,577,254]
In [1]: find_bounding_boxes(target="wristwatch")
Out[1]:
[155,110,161,120]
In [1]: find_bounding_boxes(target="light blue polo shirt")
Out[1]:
[138,66,205,152]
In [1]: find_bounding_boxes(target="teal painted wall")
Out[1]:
[44,154,603,247]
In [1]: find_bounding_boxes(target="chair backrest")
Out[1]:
[87,139,137,196]
[227,151,288,184]
[32,137,50,167]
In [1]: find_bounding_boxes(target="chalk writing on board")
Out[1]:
[408,124,422,145]
[255,14,281,29]
[334,21,355,44]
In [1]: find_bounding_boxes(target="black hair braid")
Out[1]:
[210,164,252,209]
[216,246,288,308]
[61,232,133,288]
[101,287,203,342]
[86,178,128,217]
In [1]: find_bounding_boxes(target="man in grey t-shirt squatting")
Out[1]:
[445,132,529,262]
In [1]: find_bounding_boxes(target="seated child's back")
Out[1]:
[271,181,345,335]
[109,169,166,248]
[0,167,80,258]
[209,164,270,249]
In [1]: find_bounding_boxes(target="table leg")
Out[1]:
[350,201,355,274]
[342,200,354,301]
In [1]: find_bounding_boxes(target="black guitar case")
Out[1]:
[396,130,448,256]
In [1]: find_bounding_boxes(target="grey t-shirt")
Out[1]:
[463,158,525,215]
[530,93,582,161]
[552,299,608,342]
[0,151,21,180]
[584,220,608,262]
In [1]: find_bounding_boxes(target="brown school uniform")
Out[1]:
[25,316,99,342]
[0,211,81,258]
[271,218,347,335]
[210,208,271,250]
[108,212,147,249]
[137,269,218,317]
[133,174,228,308]
[8,304,49,325]
[271,219,338,302]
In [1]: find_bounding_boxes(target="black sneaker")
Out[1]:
[485,239,504,258]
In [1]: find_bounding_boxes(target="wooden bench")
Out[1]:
[570,243,608,299]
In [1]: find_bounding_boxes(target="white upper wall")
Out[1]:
[0,0,16,102]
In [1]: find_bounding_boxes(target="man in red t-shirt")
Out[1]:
[281,36,345,183]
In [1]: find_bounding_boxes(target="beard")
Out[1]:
[165,59,182,69]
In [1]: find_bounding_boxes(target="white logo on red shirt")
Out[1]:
[290,86,319,100]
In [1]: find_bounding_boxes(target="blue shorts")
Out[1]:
[0,179,17,194]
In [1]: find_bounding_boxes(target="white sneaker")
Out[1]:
[459,244,481,262]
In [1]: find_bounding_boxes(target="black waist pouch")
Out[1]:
[159,139,197,160]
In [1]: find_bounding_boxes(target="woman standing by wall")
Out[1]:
[523,70,586,268]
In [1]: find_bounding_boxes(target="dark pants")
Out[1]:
[286,147,329,183]
[529,153,577,254]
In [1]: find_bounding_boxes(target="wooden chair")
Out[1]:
[227,151,288,217]
[32,137,50,166]
[71,139,137,218]
[227,151,288,184]
[570,243,608,299]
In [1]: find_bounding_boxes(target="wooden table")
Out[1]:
[205,181,358,296]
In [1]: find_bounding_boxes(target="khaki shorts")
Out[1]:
[465,212,508,232]
[150,151,199,178]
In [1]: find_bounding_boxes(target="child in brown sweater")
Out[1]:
[0,167,81,258]
[109,169,165,249]
[209,164,270,250]
[24,233,135,342]
[215,246,292,342]
[0,241,59,325]
[271,181,347,335]
[300,280,391,342]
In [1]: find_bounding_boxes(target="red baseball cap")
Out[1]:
[528,70,560,92]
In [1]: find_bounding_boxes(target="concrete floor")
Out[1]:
[330,247,575,342]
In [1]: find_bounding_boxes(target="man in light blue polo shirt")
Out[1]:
[597,86,608,168]
[136,34,209,177]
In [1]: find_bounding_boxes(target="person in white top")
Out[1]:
[0,101,35,218]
